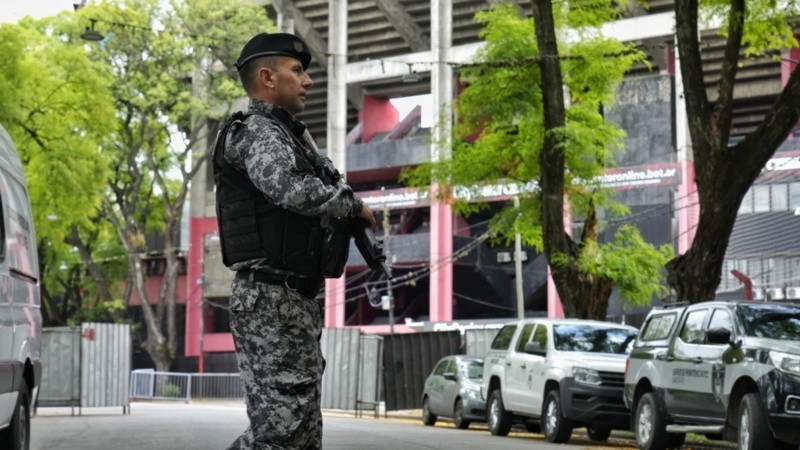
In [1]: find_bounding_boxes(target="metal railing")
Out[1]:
[130,369,244,402]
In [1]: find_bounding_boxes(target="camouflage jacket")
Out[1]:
[223,98,362,271]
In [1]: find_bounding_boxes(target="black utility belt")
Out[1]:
[242,270,322,299]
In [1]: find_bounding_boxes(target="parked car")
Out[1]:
[422,355,485,429]
[625,300,800,450]
[482,318,639,443]
[0,124,42,450]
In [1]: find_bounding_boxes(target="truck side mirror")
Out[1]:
[706,328,732,345]
[524,341,545,356]
[443,372,457,381]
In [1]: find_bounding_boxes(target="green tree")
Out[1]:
[68,0,273,371]
[0,17,121,326]
[0,26,24,127]
[404,3,672,319]
[667,0,800,301]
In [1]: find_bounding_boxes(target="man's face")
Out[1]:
[267,56,313,115]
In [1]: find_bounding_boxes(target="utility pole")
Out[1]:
[381,208,395,334]
[514,196,524,319]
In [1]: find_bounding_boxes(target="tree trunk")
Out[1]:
[668,0,800,302]
[560,266,614,320]
[666,204,738,301]
[127,255,173,371]
[532,0,615,320]
[65,226,125,322]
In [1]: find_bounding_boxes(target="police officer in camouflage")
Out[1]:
[213,32,375,449]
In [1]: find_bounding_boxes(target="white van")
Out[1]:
[0,124,41,450]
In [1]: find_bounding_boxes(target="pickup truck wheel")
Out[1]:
[542,389,573,443]
[422,397,437,426]
[635,392,668,450]
[738,393,772,450]
[586,425,611,442]
[487,389,512,436]
[453,399,470,429]
[0,387,30,450]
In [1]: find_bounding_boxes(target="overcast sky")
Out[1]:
[0,0,75,24]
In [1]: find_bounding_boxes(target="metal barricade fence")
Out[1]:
[190,373,244,399]
[130,370,192,402]
[129,329,382,406]
[130,370,244,402]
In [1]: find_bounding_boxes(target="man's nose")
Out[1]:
[303,73,313,88]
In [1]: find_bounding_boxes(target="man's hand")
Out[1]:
[359,202,376,228]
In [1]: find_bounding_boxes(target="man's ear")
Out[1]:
[258,67,275,89]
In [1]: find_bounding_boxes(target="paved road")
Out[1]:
[30,401,731,450]
[32,402,246,450]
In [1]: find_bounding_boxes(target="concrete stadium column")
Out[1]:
[187,66,212,364]
[325,0,347,328]
[429,0,454,322]
[674,35,699,254]
[186,217,218,359]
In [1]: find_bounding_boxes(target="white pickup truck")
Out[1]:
[481,318,638,443]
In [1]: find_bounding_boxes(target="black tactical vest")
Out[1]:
[212,109,325,279]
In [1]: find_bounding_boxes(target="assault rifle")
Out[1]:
[351,218,391,278]
[299,127,390,279]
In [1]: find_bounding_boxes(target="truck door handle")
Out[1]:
[506,362,511,367]
[694,357,703,364]
[521,364,527,369]
[657,355,674,362]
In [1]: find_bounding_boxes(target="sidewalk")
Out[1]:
[143,398,423,422]
[322,407,421,421]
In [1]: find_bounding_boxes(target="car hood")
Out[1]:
[744,337,800,355]
[557,352,627,372]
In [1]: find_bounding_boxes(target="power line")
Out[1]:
[319,231,493,309]
[454,292,517,312]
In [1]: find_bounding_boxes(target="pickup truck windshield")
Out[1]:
[737,304,800,339]
[553,324,637,354]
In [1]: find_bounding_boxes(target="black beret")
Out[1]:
[235,32,312,71]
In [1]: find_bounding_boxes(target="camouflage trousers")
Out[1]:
[226,272,325,450]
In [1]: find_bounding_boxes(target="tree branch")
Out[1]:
[675,0,712,171]
[714,0,745,152]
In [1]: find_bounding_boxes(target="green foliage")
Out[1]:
[1,0,273,334]
[406,4,645,241]
[561,0,626,28]
[0,16,124,323]
[403,2,672,308]
[490,196,544,247]
[68,0,273,229]
[162,382,181,398]
[701,0,800,56]
[577,226,674,306]
[0,27,23,127]
[59,0,274,368]
[0,17,115,253]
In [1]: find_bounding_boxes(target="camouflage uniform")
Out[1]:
[224,98,360,450]
[227,276,324,450]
